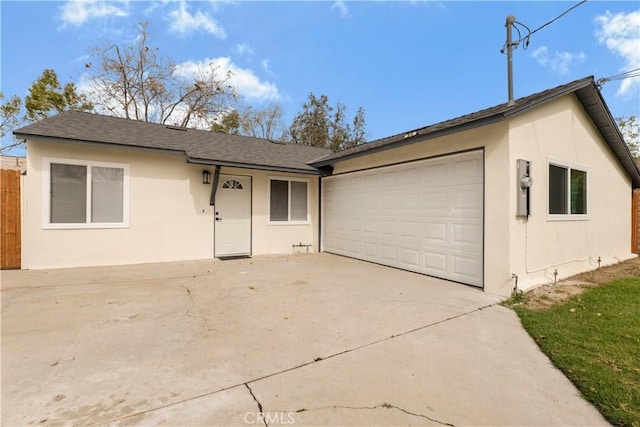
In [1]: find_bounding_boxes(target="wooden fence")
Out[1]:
[1,169,21,269]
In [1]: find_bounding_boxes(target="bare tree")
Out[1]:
[238,104,285,140]
[86,22,237,129]
[213,103,285,140]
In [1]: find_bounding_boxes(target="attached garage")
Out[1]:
[322,150,484,287]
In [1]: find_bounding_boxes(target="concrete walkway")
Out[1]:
[1,254,608,426]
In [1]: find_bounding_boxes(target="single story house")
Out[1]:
[14,76,640,296]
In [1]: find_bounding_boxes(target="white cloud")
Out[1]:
[261,59,272,75]
[595,10,640,96]
[167,1,226,38]
[175,57,281,102]
[331,1,350,19]
[59,0,129,26]
[532,46,586,75]
[234,43,255,57]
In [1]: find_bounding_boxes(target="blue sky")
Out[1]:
[1,1,639,155]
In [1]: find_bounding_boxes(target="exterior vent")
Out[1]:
[166,125,187,131]
[404,131,418,139]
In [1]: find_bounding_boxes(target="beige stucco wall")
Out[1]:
[24,141,214,269]
[508,95,635,290]
[328,122,514,296]
[23,140,319,269]
[217,166,320,255]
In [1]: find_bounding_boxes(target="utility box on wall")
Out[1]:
[516,159,532,217]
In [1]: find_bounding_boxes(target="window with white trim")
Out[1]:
[45,158,129,228]
[268,178,308,223]
[548,162,587,216]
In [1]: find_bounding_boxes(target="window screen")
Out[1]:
[548,164,568,215]
[270,180,289,221]
[570,169,587,215]
[51,163,87,223]
[290,181,308,221]
[92,166,124,223]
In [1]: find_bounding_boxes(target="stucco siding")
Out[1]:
[218,167,319,255]
[326,122,513,296]
[23,141,320,270]
[24,141,215,269]
[508,95,634,290]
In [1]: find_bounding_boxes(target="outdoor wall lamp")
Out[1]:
[202,170,212,184]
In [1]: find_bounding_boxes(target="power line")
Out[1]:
[528,0,587,38]
[597,68,640,87]
[503,0,588,51]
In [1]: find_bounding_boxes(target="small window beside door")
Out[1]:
[268,178,309,223]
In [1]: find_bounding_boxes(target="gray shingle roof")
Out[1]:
[13,77,639,187]
[13,111,331,174]
[310,76,640,188]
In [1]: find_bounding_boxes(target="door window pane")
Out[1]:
[548,164,567,214]
[290,181,308,221]
[270,180,289,221]
[51,163,87,223]
[92,166,124,222]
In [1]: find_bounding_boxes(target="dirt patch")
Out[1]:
[520,257,640,311]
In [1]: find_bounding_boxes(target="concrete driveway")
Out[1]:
[2,254,607,426]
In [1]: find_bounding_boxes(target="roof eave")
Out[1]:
[310,114,505,168]
[186,157,326,175]
[17,133,186,156]
[502,77,594,119]
[573,85,640,188]
[17,133,326,176]
[312,77,598,169]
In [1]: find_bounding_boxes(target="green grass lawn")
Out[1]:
[513,277,640,427]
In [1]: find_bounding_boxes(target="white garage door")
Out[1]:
[322,150,483,287]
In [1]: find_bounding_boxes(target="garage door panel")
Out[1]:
[362,219,378,234]
[451,188,482,212]
[399,167,422,183]
[425,163,448,182]
[401,221,422,238]
[424,222,448,242]
[452,223,482,245]
[379,170,399,188]
[424,251,448,273]
[400,192,421,209]
[401,248,420,267]
[348,218,361,232]
[453,157,483,181]
[380,245,397,262]
[424,191,448,209]
[452,254,482,284]
[323,150,483,287]
[379,220,397,235]
[362,242,378,257]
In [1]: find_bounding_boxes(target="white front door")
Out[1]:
[214,175,251,257]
